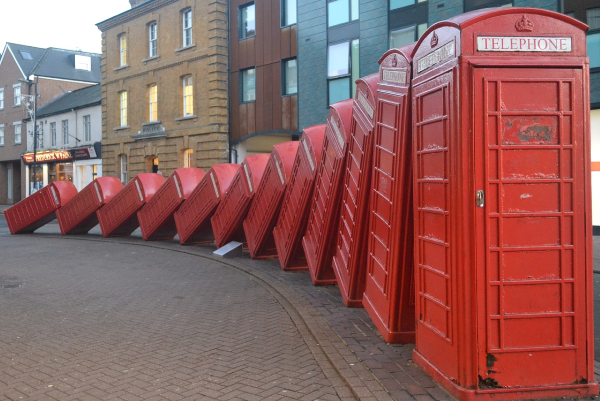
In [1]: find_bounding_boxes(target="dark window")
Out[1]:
[565,1,600,69]
[241,68,256,102]
[464,0,511,12]
[283,59,298,95]
[327,39,359,104]
[390,23,427,48]
[240,3,256,39]
[282,0,297,26]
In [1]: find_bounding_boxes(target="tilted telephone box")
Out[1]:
[273,125,326,270]
[363,43,416,343]
[243,142,299,259]
[211,154,270,249]
[174,164,240,245]
[5,181,78,234]
[302,99,354,285]
[57,177,123,235]
[137,168,205,241]
[97,173,165,238]
[332,73,379,307]
[410,8,598,399]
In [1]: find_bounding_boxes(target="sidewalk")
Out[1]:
[1,213,599,400]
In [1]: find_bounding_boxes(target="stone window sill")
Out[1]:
[142,55,160,63]
[113,64,129,72]
[175,44,196,53]
[175,115,197,122]
[113,125,130,131]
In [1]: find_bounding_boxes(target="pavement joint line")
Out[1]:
[8,233,393,401]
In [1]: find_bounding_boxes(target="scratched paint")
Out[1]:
[502,116,558,145]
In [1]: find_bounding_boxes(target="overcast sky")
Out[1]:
[0,0,131,54]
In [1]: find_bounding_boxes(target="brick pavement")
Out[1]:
[0,215,599,400]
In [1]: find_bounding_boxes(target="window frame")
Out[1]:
[0,124,4,146]
[240,67,257,103]
[463,0,511,12]
[326,39,359,105]
[183,149,194,168]
[119,33,127,66]
[149,85,158,122]
[120,154,128,183]
[281,0,297,27]
[239,2,256,40]
[84,115,91,142]
[149,22,158,58]
[119,91,128,126]
[327,0,359,28]
[13,84,21,107]
[50,122,57,147]
[183,76,194,117]
[0,88,4,110]
[282,58,298,96]
[14,122,21,144]
[182,8,193,47]
[62,120,69,146]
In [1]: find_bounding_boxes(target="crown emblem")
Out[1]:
[515,15,534,32]
[392,55,398,68]
[430,31,439,48]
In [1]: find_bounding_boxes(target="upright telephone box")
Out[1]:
[302,99,353,285]
[211,154,270,249]
[332,73,379,307]
[363,43,416,343]
[243,141,299,259]
[411,8,597,399]
[174,164,240,245]
[137,168,205,241]
[273,125,326,270]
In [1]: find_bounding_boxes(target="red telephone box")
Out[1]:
[273,125,326,270]
[5,181,78,234]
[174,164,240,245]
[331,73,379,307]
[363,43,416,342]
[411,8,598,399]
[97,173,165,238]
[137,168,205,241]
[243,141,299,259]
[57,177,124,235]
[211,154,270,249]
[302,99,353,285]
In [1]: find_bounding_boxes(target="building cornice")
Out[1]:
[96,0,179,31]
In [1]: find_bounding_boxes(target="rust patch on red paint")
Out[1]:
[502,116,558,145]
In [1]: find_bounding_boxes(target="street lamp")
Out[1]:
[20,75,39,193]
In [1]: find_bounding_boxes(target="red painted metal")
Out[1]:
[137,168,205,241]
[211,154,270,249]
[5,181,77,234]
[97,173,165,238]
[273,125,327,270]
[363,43,416,343]
[243,142,299,259]
[411,8,597,399]
[56,177,124,235]
[331,73,379,307]
[302,99,353,285]
[174,164,240,245]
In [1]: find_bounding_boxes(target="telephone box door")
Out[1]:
[473,67,588,387]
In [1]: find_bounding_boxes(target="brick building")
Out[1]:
[0,44,100,204]
[96,0,229,182]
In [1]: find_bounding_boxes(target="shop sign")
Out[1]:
[22,146,98,165]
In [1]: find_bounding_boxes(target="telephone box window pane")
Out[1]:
[588,33,600,68]
[328,42,350,77]
[329,77,351,104]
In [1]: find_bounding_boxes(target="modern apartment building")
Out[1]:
[96,0,229,182]
[0,44,100,204]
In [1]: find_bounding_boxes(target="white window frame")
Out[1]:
[62,120,69,146]
[50,122,57,147]
[120,154,128,183]
[183,76,194,116]
[149,22,157,57]
[149,85,158,122]
[0,88,4,110]
[0,124,4,146]
[183,9,193,47]
[13,122,21,144]
[183,149,193,168]
[119,33,127,66]
[120,91,128,126]
[13,84,21,106]
[84,115,91,142]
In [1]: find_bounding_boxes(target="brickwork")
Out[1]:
[98,0,229,179]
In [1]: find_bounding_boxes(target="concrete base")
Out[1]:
[213,241,243,258]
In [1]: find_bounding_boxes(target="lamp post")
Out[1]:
[20,75,38,193]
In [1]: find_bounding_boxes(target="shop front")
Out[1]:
[23,145,101,195]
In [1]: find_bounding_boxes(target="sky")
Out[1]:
[0,0,131,54]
